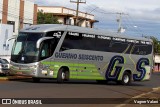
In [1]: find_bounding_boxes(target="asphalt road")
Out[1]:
[0,72,160,98]
[0,72,160,107]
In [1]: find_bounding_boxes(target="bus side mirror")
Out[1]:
[7,37,16,41]
[36,37,54,48]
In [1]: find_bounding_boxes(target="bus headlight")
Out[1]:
[29,65,37,75]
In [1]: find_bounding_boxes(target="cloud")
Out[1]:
[34,0,160,38]
[35,0,75,8]
[35,0,160,21]
[84,0,160,21]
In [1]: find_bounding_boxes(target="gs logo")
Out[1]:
[105,56,149,81]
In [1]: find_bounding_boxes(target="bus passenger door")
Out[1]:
[39,39,55,77]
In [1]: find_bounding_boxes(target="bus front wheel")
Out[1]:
[57,68,67,83]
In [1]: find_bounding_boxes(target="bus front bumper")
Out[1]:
[10,65,37,77]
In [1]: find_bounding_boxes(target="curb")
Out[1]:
[0,76,32,81]
[0,77,8,81]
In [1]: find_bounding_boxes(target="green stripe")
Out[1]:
[42,61,104,80]
[70,72,77,75]
[78,64,96,67]
[50,62,96,67]
[78,72,100,75]
[42,62,50,64]
[70,75,77,79]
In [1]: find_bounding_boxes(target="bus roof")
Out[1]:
[20,24,152,42]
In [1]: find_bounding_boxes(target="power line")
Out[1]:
[70,0,86,26]
[81,3,143,35]
[116,13,128,33]
[123,15,144,36]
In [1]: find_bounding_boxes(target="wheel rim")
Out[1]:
[124,75,129,83]
[62,72,65,79]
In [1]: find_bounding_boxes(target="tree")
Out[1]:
[37,10,60,24]
[150,36,160,54]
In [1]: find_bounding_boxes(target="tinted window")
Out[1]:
[125,44,133,54]
[61,32,152,55]
[96,36,129,53]
[61,32,95,51]
[12,33,43,56]
[1,59,9,64]
[39,39,56,60]
[0,59,9,64]
[131,44,152,55]
[62,32,82,49]
[95,36,111,51]
[11,33,43,63]
[81,34,96,50]
[109,41,129,53]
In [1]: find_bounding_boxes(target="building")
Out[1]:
[0,0,37,35]
[154,55,160,72]
[0,0,37,60]
[38,6,98,28]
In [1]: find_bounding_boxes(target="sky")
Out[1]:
[34,0,160,40]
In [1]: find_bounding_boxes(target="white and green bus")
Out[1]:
[10,24,153,85]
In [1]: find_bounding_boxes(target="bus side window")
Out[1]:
[108,41,129,53]
[40,42,49,59]
[39,39,55,60]
[60,40,71,51]
[131,44,152,55]
[60,33,82,51]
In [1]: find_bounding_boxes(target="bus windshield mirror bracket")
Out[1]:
[36,37,54,49]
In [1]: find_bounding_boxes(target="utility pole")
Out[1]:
[70,0,86,26]
[116,12,128,33]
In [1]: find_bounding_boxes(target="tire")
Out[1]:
[57,68,66,83]
[65,71,70,81]
[32,77,40,83]
[118,72,131,85]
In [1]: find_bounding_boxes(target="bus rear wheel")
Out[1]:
[57,68,68,83]
[118,72,131,85]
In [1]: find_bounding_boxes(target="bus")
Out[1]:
[10,24,153,85]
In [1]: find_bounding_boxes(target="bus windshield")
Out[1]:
[11,33,43,63]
